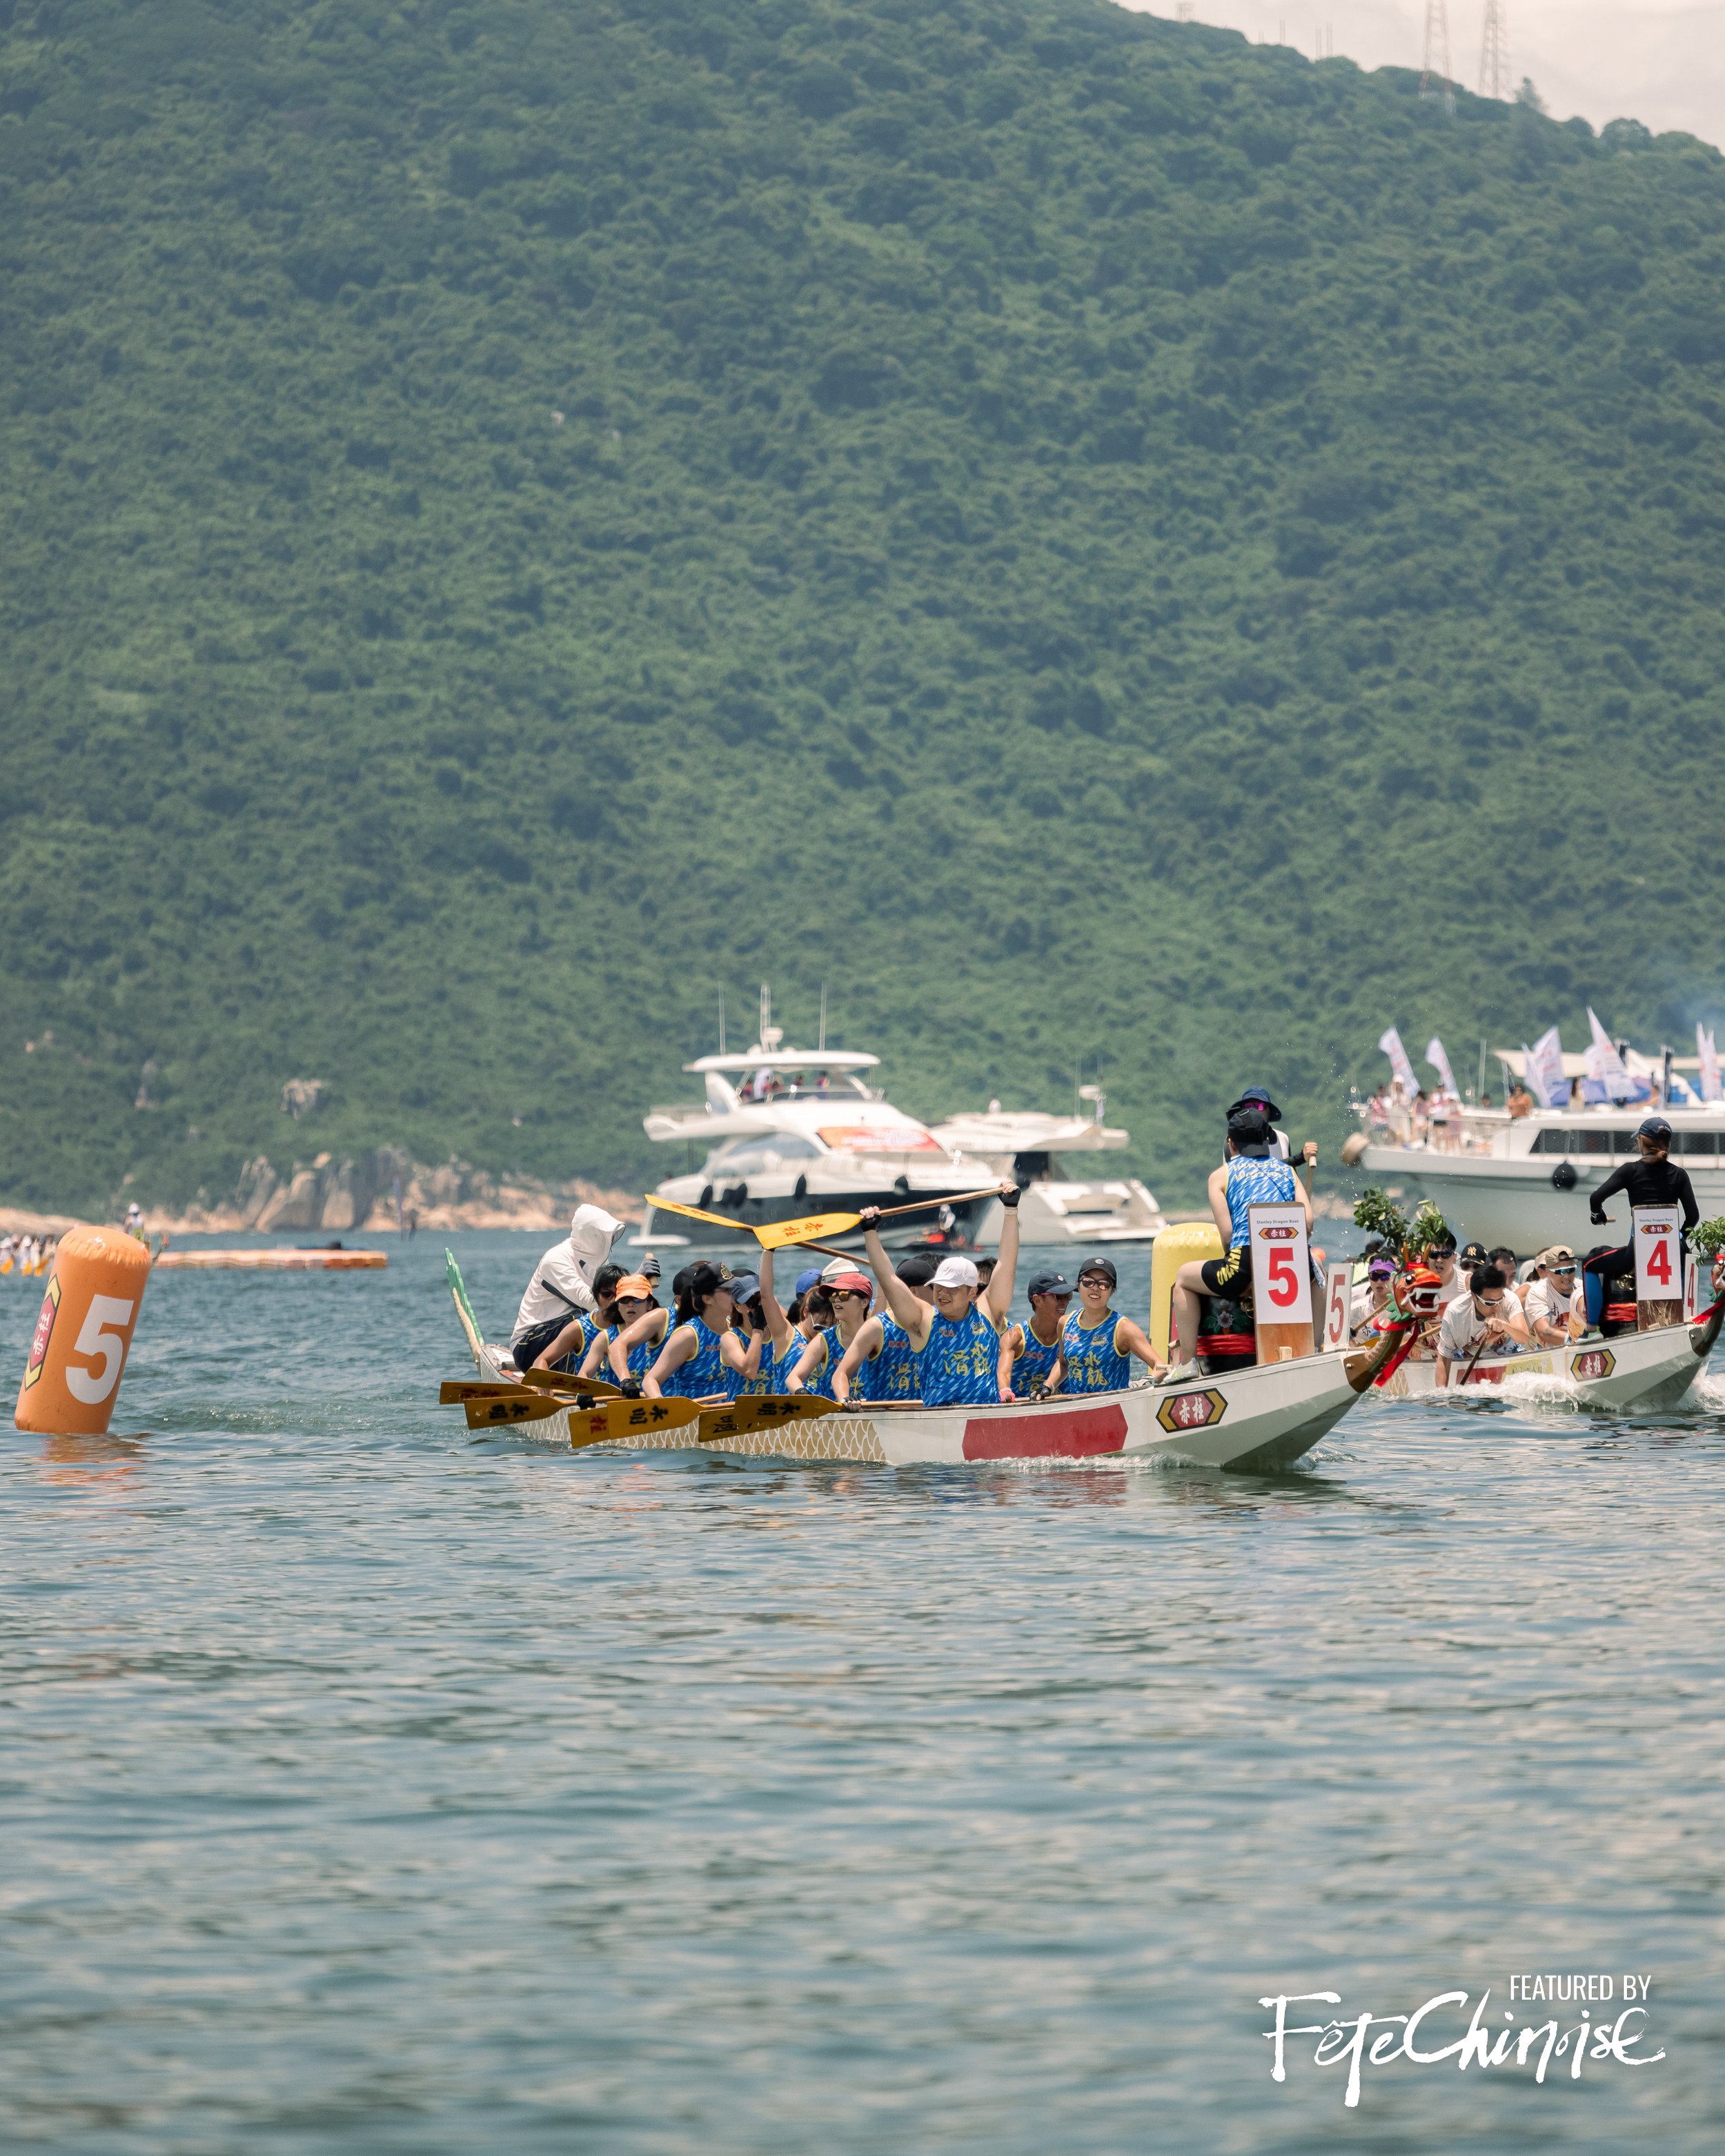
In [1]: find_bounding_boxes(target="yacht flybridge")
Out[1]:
[638,994,1165,1249]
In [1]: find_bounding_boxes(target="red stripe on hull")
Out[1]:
[962,1401,1128,1461]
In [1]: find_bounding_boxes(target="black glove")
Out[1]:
[858,1208,883,1234]
[1001,1186,1021,1209]
[1589,1212,1608,1226]
[619,1379,643,1398]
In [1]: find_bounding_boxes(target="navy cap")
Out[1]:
[1225,1086,1283,1122]
[1027,1270,1072,1299]
[727,1273,760,1304]
[794,1267,822,1296]
[1638,1116,1673,1139]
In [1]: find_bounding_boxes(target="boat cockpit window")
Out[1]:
[1532,1129,1636,1155]
[736,1071,871,1102]
[710,1136,823,1171]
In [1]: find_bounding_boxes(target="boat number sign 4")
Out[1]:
[1633,1205,1682,1327]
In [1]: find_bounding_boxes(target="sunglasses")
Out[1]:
[831,1288,870,1303]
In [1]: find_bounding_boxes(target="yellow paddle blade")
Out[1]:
[753,1211,863,1251]
[644,1194,753,1235]
[567,1395,703,1450]
[518,1365,621,1396]
[442,1379,537,1405]
[696,1392,845,1443]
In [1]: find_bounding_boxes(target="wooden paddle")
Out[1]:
[463,1391,702,1442]
[693,1392,845,1445]
[442,1379,540,1405]
[518,1365,622,1396]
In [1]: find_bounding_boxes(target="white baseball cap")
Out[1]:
[931,1256,978,1289]
[820,1258,853,1282]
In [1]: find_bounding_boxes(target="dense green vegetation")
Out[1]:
[3,0,1724,1214]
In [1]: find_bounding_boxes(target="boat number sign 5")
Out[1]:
[1249,1203,1314,1363]
[1321,1262,1351,1354]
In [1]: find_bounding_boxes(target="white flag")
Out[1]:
[1424,1036,1459,1100]
[1524,1026,1567,1109]
[1586,1009,1646,1104]
[1379,1027,1419,1096]
[1700,1022,1722,1103]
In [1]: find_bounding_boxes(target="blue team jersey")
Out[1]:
[1225,1154,1297,1247]
[736,1327,787,1397]
[549,1309,605,1372]
[1009,1323,1064,1397]
[798,1323,846,1402]
[1060,1310,1133,1394]
[856,1314,923,1402]
[920,1303,1001,1407]
[604,1314,664,1381]
[661,1314,736,1399]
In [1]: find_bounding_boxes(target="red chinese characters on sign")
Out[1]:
[21,1275,61,1392]
[1156,1387,1228,1434]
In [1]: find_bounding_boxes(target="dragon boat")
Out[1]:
[1374,1298,1724,1409]
[445,1253,1401,1474]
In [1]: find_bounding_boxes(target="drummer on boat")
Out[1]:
[1169,1108,1311,1379]
[855,1181,1021,1405]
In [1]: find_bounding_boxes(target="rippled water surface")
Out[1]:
[5,1231,1724,2153]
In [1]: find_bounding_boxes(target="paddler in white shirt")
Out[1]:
[1435,1264,1534,1385]
[1522,1247,1582,1346]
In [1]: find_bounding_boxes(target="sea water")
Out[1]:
[3,1230,1723,2153]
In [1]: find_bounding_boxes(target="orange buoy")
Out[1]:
[14,1225,153,1436]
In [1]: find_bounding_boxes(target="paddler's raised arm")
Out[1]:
[858,1212,935,1348]
[983,1182,1020,1325]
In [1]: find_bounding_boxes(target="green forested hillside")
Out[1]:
[3,0,1724,1213]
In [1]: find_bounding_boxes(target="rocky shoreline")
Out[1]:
[2,1149,642,1240]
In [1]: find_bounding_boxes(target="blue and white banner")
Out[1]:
[1585,1009,1649,1105]
[1423,1036,1459,1101]
[1522,1026,1567,1109]
[1699,1022,1722,1104]
[1378,1027,1419,1096]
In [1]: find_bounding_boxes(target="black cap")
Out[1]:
[895,1252,939,1287]
[1026,1270,1072,1299]
[1638,1116,1673,1140]
[1227,1110,1272,1155]
[1460,1240,1488,1263]
[1225,1086,1283,1122]
[1076,1256,1118,1287]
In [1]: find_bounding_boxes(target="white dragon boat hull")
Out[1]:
[448,1255,1391,1473]
[1375,1303,1724,1410]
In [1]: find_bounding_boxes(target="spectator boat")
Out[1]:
[638,991,1163,1249]
[446,1254,1401,1472]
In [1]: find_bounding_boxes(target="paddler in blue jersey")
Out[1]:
[785,1267,876,1399]
[643,1262,751,1401]
[833,1252,938,1403]
[1057,1256,1167,1392]
[1168,1108,1312,1379]
[855,1181,1021,1406]
[997,1271,1071,1399]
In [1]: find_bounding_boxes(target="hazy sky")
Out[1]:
[1123,0,1725,150]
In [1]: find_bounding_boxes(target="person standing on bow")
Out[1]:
[854,1182,1021,1406]
[1058,1257,1167,1392]
[643,1263,749,1401]
[1169,1109,1311,1378]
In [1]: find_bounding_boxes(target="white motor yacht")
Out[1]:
[927,1091,1165,1245]
[638,999,1165,1250]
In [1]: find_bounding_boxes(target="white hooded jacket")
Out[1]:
[512,1205,627,1343]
